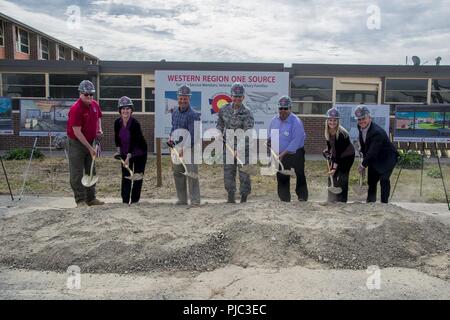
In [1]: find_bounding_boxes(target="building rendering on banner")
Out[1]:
[0,13,449,154]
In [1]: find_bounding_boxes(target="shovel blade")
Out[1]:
[328,186,342,194]
[125,173,144,181]
[279,169,296,176]
[81,175,99,187]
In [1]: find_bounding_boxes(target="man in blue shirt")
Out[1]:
[169,84,201,206]
[268,96,308,202]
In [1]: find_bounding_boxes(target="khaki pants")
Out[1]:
[68,138,96,204]
[172,151,200,204]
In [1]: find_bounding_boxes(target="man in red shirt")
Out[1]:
[67,80,104,207]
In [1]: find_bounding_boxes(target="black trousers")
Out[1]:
[328,155,354,203]
[367,166,393,203]
[277,147,308,202]
[121,154,147,204]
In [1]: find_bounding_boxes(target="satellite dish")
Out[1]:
[435,56,442,65]
[412,56,421,66]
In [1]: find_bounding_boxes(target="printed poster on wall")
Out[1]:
[155,70,290,141]
[334,104,391,145]
[0,97,13,135]
[19,99,75,137]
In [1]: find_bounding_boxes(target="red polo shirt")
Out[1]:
[67,98,102,143]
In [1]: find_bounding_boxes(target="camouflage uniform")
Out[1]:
[216,102,255,198]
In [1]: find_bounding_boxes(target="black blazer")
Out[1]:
[114,117,148,156]
[358,122,399,174]
[326,132,355,166]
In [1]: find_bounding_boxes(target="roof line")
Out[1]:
[0,12,98,60]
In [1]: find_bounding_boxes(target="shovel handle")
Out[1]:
[168,144,190,175]
[265,142,286,171]
[89,156,95,176]
[114,154,134,176]
[220,137,246,167]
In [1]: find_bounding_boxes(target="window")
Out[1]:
[385,79,428,103]
[99,75,142,112]
[2,73,46,109]
[291,102,332,115]
[72,51,79,60]
[58,45,65,60]
[0,20,4,47]
[336,91,378,104]
[40,37,49,60]
[431,79,450,104]
[15,27,29,54]
[291,77,333,114]
[145,88,155,112]
[49,74,93,99]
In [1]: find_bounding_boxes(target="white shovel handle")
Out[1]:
[170,145,190,175]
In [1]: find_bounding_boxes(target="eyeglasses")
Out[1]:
[278,107,289,110]
[357,117,367,121]
[82,93,94,97]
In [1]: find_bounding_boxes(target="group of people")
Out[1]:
[322,105,399,204]
[66,80,399,207]
[67,80,148,207]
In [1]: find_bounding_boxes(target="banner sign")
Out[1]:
[394,105,450,143]
[155,70,290,139]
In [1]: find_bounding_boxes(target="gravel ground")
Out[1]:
[0,196,448,299]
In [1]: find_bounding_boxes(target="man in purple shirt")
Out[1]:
[268,96,308,202]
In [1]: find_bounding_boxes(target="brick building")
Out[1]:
[0,13,98,63]
[0,15,449,154]
[1,59,450,154]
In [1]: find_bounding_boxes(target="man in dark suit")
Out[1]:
[355,105,399,203]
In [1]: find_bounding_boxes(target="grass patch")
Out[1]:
[0,156,448,203]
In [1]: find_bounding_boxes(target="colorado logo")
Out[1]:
[209,93,232,114]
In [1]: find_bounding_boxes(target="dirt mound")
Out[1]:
[0,202,448,279]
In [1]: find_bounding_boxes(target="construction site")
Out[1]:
[0,154,449,299]
[0,1,449,304]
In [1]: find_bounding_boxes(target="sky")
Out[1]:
[1,0,449,65]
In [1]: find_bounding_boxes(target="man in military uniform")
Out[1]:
[216,82,255,203]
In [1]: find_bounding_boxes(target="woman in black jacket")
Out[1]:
[323,108,355,202]
[114,96,148,204]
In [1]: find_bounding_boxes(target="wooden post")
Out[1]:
[156,138,162,187]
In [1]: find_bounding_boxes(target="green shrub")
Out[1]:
[397,151,422,169]
[3,148,45,161]
[349,173,360,185]
[426,167,442,179]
